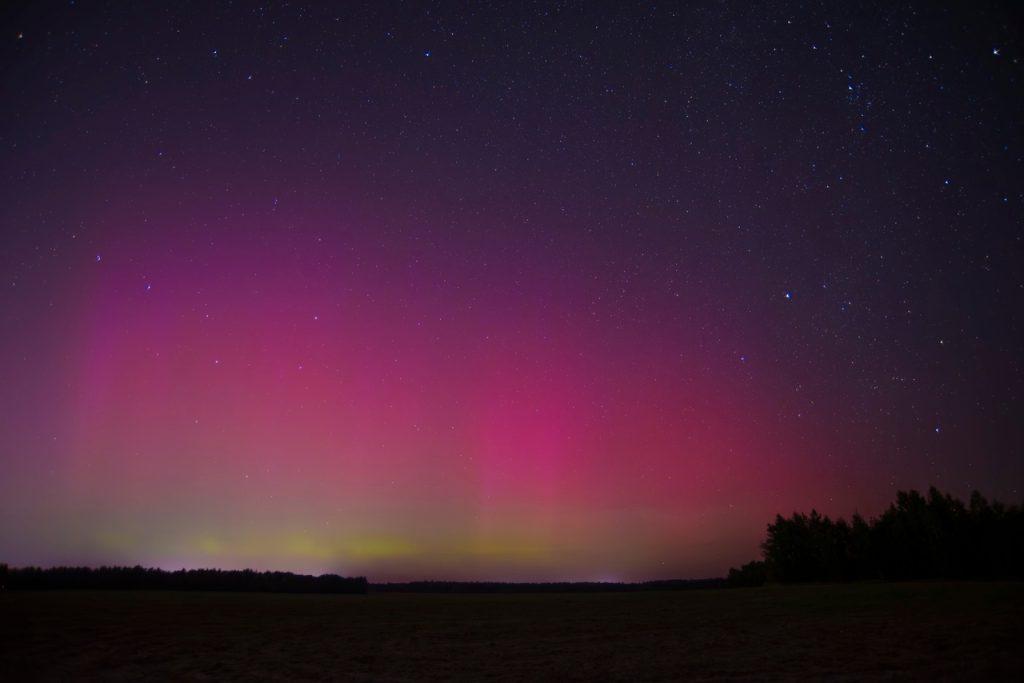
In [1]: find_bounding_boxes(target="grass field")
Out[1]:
[2,582,1021,680]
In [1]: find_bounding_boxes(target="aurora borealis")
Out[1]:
[1,2,1021,581]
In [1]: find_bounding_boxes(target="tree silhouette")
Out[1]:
[731,487,1024,586]
[0,565,367,594]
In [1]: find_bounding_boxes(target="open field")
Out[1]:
[2,582,1021,681]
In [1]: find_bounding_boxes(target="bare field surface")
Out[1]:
[2,582,1021,681]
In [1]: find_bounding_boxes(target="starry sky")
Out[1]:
[0,2,1021,581]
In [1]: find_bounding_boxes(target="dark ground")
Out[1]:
[2,582,1021,681]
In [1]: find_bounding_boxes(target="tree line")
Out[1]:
[0,564,367,593]
[372,579,725,593]
[4,486,1019,592]
[0,566,723,593]
[728,487,1024,586]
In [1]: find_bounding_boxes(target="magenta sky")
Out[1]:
[1,3,1021,580]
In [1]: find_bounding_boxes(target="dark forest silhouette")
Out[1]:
[3,487,1021,593]
[0,565,367,594]
[0,564,721,593]
[729,487,1024,585]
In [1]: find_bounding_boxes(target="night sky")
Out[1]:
[1,2,1021,581]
